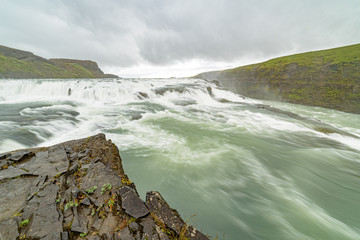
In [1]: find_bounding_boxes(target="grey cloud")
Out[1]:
[0,0,359,70]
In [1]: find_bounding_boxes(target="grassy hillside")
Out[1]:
[196,44,360,114]
[0,45,118,79]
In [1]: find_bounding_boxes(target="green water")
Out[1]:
[0,78,360,239]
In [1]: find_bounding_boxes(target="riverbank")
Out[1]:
[195,43,360,114]
[0,134,209,240]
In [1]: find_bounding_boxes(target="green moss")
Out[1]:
[208,43,360,113]
[325,89,342,100]
[64,200,79,210]
[314,127,337,134]
[85,186,98,194]
[80,232,87,238]
[0,50,106,79]
[100,183,112,195]
[20,219,29,227]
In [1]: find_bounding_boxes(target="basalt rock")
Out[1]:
[0,134,209,240]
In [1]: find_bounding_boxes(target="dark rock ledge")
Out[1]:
[0,134,209,240]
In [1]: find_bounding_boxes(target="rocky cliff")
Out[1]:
[0,45,118,79]
[195,44,360,114]
[0,134,208,240]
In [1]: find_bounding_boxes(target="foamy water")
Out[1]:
[1,78,360,240]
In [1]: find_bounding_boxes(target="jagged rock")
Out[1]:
[71,208,88,233]
[146,191,208,240]
[146,191,185,235]
[26,183,63,239]
[155,225,171,240]
[185,226,209,240]
[129,221,140,232]
[91,217,104,232]
[61,231,69,240]
[0,153,10,160]
[101,233,114,240]
[0,165,28,182]
[15,146,69,177]
[120,186,150,219]
[9,150,33,162]
[140,215,160,240]
[114,227,135,240]
[0,177,36,221]
[173,99,197,106]
[0,134,209,239]
[137,92,149,99]
[81,197,92,206]
[99,214,119,236]
[0,219,19,240]
[87,236,101,240]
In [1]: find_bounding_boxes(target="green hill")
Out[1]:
[0,45,118,79]
[195,44,360,114]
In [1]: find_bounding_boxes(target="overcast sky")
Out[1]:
[1,0,359,77]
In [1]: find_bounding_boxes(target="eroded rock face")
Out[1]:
[0,134,209,240]
[147,192,208,240]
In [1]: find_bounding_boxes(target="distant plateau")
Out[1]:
[0,45,118,79]
[195,44,360,114]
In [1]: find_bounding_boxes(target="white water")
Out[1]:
[1,78,360,240]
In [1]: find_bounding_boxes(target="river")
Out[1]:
[1,78,360,240]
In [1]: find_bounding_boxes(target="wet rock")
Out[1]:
[154,85,189,95]
[61,231,69,240]
[0,219,19,240]
[0,160,9,169]
[185,226,209,240]
[0,177,36,221]
[69,152,78,160]
[90,197,102,207]
[0,134,209,240]
[129,221,140,232]
[88,236,102,240]
[71,208,88,233]
[211,80,220,86]
[146,191,209,240]
[114,227,135,240]
[0,152,10,160]
[120,186,149,219]
[155,225,170,240]
[15,147,69,177]
[81,197,92,206]
[91,217,104,232]
[26,184,63,239]
[206,86,214,97]
[216,98,232,103]
[138,92,149,99]
[10,150,33,162]
[173,99,197,106]
[0,165,28,182]
[102,233,114,240]
[140,215,160,240]
[99,214,119,236]
[69,162,79,173]
[146,191,185,235]
[78,149,90,159]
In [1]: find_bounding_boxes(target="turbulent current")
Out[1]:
[1,78,360,240]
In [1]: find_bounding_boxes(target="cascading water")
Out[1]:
[1,78,360,240]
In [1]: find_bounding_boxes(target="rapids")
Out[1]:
[1,78,360,240]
